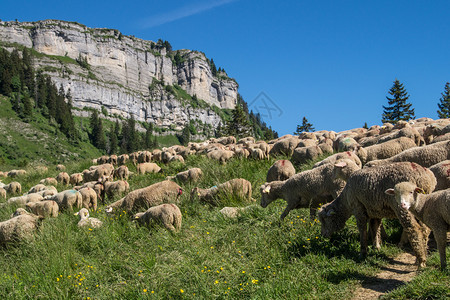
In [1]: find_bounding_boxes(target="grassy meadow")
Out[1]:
[0,155,448,299]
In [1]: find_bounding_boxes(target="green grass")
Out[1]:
[1,153,447,299]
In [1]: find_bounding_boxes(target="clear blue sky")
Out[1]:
[2,0,450,135]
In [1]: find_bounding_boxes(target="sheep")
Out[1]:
[35,166,49,174]
[137,162,161,175]
[355,137,417,165]
[169,155,185,164]
[0,172,5,178]
[260,162,347,220]
[7,169,27,177]
[108,154,118,165]
[428,160,450,191]
[118,154,129,165]
[206,150,235,164]
[216,136,237,145]
[103,180,130,201]
[25,200,59,218]
[385,182,450,269]
[313,151,362,169]
[337,137,360,152]
[133,203,182,232]
[318,162,437,267]
[105,180,183,214]
[6,194,43,206]
[0,188,5,200]
[269,137,299,156]
[40,177,58,186]
[28,184,47,194]
[365,140,450,168]
[431,132,450,143]
[251,148,265,160]
[151,149,162,162]
[234,147,250,159]
[318,143,334,155]
[56,172,70,185]
[75,208,103,228]
[69,173,84,186]
[266,160,296,182]
[291,146,323,166]
[377,125,423,146]
[219,206,255,218]
[83,164,114,182]
[166,168,203,183]
[0,209,41,245]
[77,181,104,203]
[45,190,82,212]
[138,151,152,163]
[4,181,22,195]
[96,156,109,165]
[191,178,253,206]
[56,164,66,171]
[78,187,98,211]
[113,165,129,180]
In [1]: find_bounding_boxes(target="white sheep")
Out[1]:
[266,160,296,182]
[191,178,253,206]
[385,182,450,269]
[75,208,103,228]
[133,203,182,232]
[0,208,41,245]
[25,200,59,218]
[136,162,161,175]
[45,190,82,212]
[166,168,203,183]
[428,160,450,191]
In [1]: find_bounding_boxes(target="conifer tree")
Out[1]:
[225,104,252,138]
[178,124,190,146]
[382,79,415,123]
[437,82,450,119]
[143,123,153,149]
[108,123,118,155]
[89,110,106,151]
[22,91,33,121]
[294,117,315,135]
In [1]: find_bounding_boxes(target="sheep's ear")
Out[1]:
[385,188,395,195]
[414,187,425,194]
[326,209,335,216]
[74,212,79,216]
[334,161,347,168]
[263,185,271,193]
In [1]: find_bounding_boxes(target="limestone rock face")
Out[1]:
[0,20,238,129]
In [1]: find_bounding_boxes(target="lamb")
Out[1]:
[103,180,130,201]
[69,173,84,186]
[45,190,82,212]
[56,172,70,185]
[133,203,182,232]
[137,162,162,175]
[318,162,437,267]
[365,140,450,168]
[4,181,22,195]
[428,160,450,191]
[191,178,253,206]
[260,162,347,220]
[206,150,235,164]
[355,137,417,165]
[75,208,103,228]
[291,146,323,166]
[0,209,41,245]
[25,200,59,218]
[266,160,296,182]
[78,187,98,211]
[113,165,129,180]
[385,182,450,269]
[166,168,203,183]
[105,180,182,214]
[313,151,362,169]
[40,177,58,186]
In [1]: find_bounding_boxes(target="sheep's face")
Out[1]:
[318,204,343,238]
[259,184,274,208]
[385,182,421,211]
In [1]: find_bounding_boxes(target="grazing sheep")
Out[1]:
[234,147,250,159]
[219,206,254,218]
[318,162,437,267]
[25,200,59,218]
[105,180,182,214]
[103,180,130,201]
[166,168,203,183]
[77,181,104,203]
[7,169,27,177]
[0,188,5,200]
[4,182,22,195]
[269,137,300,156]
[118,154,129,165]
[108,154,118,165]
[133,203,182,232]
[0,172,6,178]
[206,150,235,164]
[169,155,185,164]
[78,187,98,211]
[40,177,58,186]
[75,208,103,228]
[138,151,152,163]
[429,160,450,191]
[56,172,70,185]
[191,178,253,206]
[28,184,47,194]
[96,156,109,165]
[318,143,334,155]
[355,137,417,165]
[337,137,360,152]
[34,186,58,197]
[7,194,43,206]
[45,190,82,212]
[69,173,84,186]
[260,162,347,220]
[291,146,323,166]
[56,164,66,171]
[385,182,450,269]
[113,165,129,180]
[137,162,161,175]
[0,209,41,245]
[266,160,296,182]
[365,140,450,168]
[251,148,265,160]
[313,151,362,169]
[83,164,114,182]
[332,159,362,182]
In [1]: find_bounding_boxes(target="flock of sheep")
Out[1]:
[0,117,449,270]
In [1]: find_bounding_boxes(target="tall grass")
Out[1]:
[0,155,448,299]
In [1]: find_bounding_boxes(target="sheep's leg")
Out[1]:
[309,196,327,221]
[280,200,298,220]
[433,228,447,269]
[354,207,369,258]
[369,218,382,250]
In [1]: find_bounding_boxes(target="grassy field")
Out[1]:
[0,155,448,299]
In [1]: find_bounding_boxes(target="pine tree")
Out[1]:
[437,82,450,119]
[143,123,153,149]
[108,123,118,155]
[382,79,415,124]
[89,110,106,150]
[178,124,190,146]
[22,91,33,121]
[225,104,252,139]
[294,117,315,135]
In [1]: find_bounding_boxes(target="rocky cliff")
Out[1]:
[0,20,238,130]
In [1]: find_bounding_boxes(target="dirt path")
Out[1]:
[352,252,417,299]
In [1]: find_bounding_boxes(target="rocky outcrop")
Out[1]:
[0,20,238,130]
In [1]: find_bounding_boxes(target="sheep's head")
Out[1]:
[385,182,423,211]
[12,208,28,217]
[333,159,360,182]
[190,187,199,201]
[259,184,273,208]
[75,208,89,219]
[318,203,345,238]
